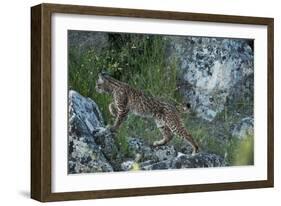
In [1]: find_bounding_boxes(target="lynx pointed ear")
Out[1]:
[98,72,107,79]
[98,72,103,79]
[100,71,110,78]
[97,73,104,83]
[101,71,107,75]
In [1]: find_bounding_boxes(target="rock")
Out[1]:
[127,137,177,162]
[68,135,113,173]
[93,127,123,171]
[141,160,171,170]
[121,160,135,171]
[127,137,153,161]
[232,117,254,139]
[127,137,147,153]
[69,90,104,135]
[168,37,254,121]
[171,152,226,169]
[126,137,225,171]
[141,152,226,170]
[68,31,108,54]
[153,146,177,161]
[68,90,117,173]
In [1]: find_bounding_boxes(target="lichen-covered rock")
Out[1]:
[121,160,135,171]
[171,152,226,169]
[127,137,153,161]
[68,135,113,173]
[153,146,177,162]
[140,152,225,170]
[68,31,108,54]
[141,160,171,170]
[93,127,123,171]
[232,117,254,139]
[124,137,225,171]
[127,137,177,162]
[69,90,104,135]
[168,37,254,121]
[68,90,115,173]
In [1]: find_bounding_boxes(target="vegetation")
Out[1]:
[233,134,254,165]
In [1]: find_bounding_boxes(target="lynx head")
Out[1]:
[95,72,112,94]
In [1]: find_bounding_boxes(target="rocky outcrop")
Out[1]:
[68,90,119,173]
[168,37,254,121]
[121,137,225,171]
[68,90,226,173]
[120,151,225,171]
[68,135,113,173]
[68,31,108,54]
[232,117,254,139]
[126,137,177,162]
[92,127,123,171]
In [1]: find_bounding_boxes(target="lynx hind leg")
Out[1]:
[180,128,199,155]
[153,126,173,147]
[109,102,117,117]
[166,114,199,155]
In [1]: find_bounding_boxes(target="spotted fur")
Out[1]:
[96,73,199,154]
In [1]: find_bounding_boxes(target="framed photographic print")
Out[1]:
[31,3,274,202]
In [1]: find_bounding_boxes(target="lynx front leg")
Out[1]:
[109,92,128,132]
[109,102,117,117]
[110,108,128,132]
[153,126,173,147]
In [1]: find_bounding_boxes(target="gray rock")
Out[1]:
[69,90,104,135]
[127,137,177,162]
[68,90,117,173]
[141,160,171,170]
[126,137,225,170]
[68,31,108,54]
[232,117,254,139]
[68,135,113,173]
[127,137,153,161]
[168,37,254,121]
[93,127,123,171]
[141,152,226,170]
[171,152,226,169]
[153,145,177,162]
[121,160,135,171]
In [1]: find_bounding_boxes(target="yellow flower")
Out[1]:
[131,163,140,171]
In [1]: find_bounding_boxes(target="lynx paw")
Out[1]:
[152,141,158,147]
[152,140,164,147]
[191,146,199,156]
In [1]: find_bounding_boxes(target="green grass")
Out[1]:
[232,134,254,165]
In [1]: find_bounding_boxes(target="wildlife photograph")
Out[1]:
[67,30,254,174]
